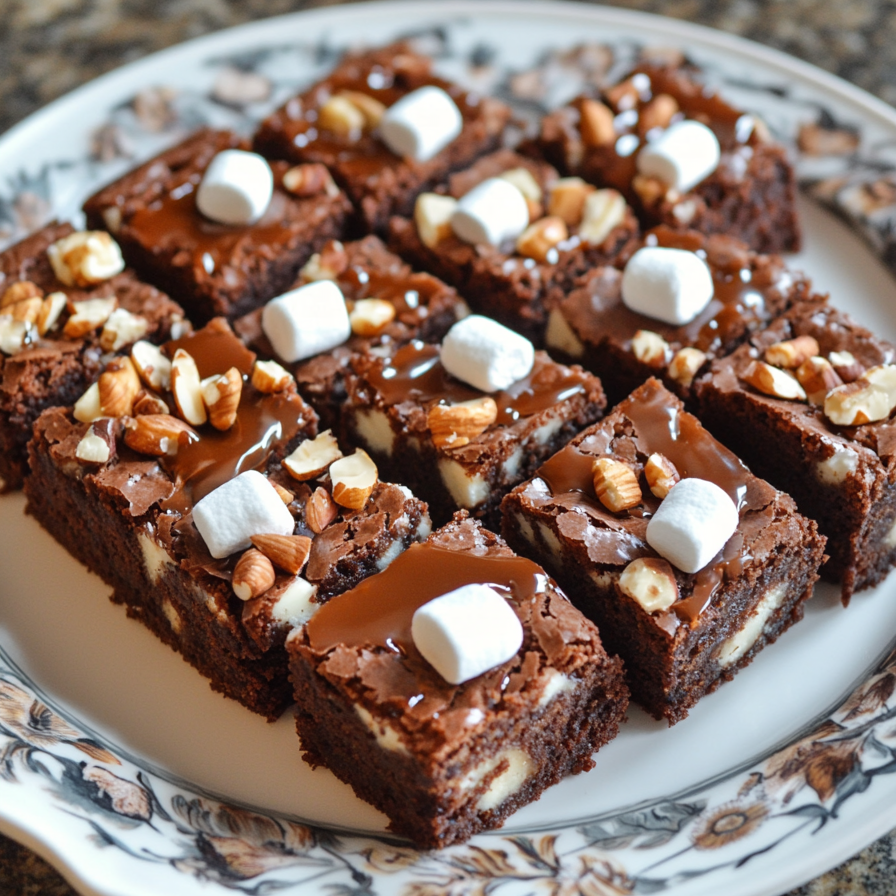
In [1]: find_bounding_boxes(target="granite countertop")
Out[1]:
[2,0,896,894]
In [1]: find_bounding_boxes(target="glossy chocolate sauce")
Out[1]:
[367,341,590,422]
[306,540,547,655]
[340,265,447,321]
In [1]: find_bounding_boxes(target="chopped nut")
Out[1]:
[282,163,339,198]
[668,346,707,387]
[865,364,896,406]
[1,280,43,309]
[631,329,670,367]
[618,557,679,613]
[579,98,616,147]
[427,397,498,449]
[740,360,807,401]
[7,297,42,324]
[251,359,293,393]
[131,340,172,391]
[47,231,125,287]
[318,94,365,137]
[299,241,347,282]
[498,167,543,204]
[592,457,642,513]
[250,533,312,575]
[232,549,276,601]
[63,296,118,338]
[350,297,397,336]
[632,174,668,207]
[644,453,680,499]
[272,482,295,505]
[578,189,627,244]
[100,307,149,352]
[170,349,207,426]
[797,122,860,157]
[75,421,116,465]
[829,350,865,383]
[337,90,386,129]
[548,177,595,227]
[330,449,378,509]
[36,291,67,336]
[73,382,103,423]
[415,193,458,249]
[604,77,640,111]
[824,378,893,426]
[545,308,585,359]
[515,216,569,263]
[764,335,820,369]
[98,356,141,417]
[305,486,339,533]
[284,430,343,481]
[638,93,679,135]
[0,316,31,355]
[132,391,170,416]
[796,356,843,404]
[202,367,242,431]
[122,414,199,456]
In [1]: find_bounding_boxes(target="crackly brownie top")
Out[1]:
[702,301,896,466]
[512,379,800,632]
[559,226,812,358]
[297,515,611,753]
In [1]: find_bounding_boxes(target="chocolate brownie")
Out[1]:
[387,149,639,343]
[24,319,430,719]
[0,221,185,491]
[253,43,511,234]
[83,129,351,325]
[545,225,817,406]
[234,235,467,429]
[288,514,629,848]
[696,302,896,602]
[501,379,826,724]
[341,338,606,527]
[529,63,801,254]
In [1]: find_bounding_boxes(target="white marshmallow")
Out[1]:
[378,86,463,161]
[621,246,714,325]
[450,178,529,247]
[196,149,274,226]
[440,315,535,392]
[193,470,295,559]
[645,478,739,574]
[412,584,523,685]
[637,120,721,193]
[261,280,351,363]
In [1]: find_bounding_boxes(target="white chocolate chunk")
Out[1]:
[196,149,273,226]
[193,470,294,559]
[646,478,739,574]
[440,314,534,392]
[269,576,318,626]
[261,280,350,363]
[621,246,714,325]
[412,583,523,684]
[637,120,721,192]
[378,85,463,161]
[450,178,529,247]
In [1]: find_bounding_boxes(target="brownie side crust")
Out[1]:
[501,379,826,724]
[288,515,629,848]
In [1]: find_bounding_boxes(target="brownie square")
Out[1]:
[529,63,801,254]
[0,220,185,491]
[388,149,639,343]
[83,129,351,325]
[24,319,430,719]
[501,379,826,724]
[253,43,511,234]
[287,514,629,848]
[341,338,606,527]
[696,301,896,602]
[545,225,817,406]
[234,235,467,430]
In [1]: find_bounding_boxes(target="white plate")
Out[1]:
[3,3,896,895]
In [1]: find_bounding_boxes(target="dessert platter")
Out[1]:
[4,2,896,895]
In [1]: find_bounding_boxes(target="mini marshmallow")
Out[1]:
[450,177,529,247]
[261,280,351,363]
[637,120,721,193]
[196,149,274,226]
[193,470,294,559]
[621,246,714,326]
[378,85,463,161]
[645,477,739,574]
[412,583,523,685]
[440,314,535,392]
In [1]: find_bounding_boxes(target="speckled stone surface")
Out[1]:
[2,2,896,895]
